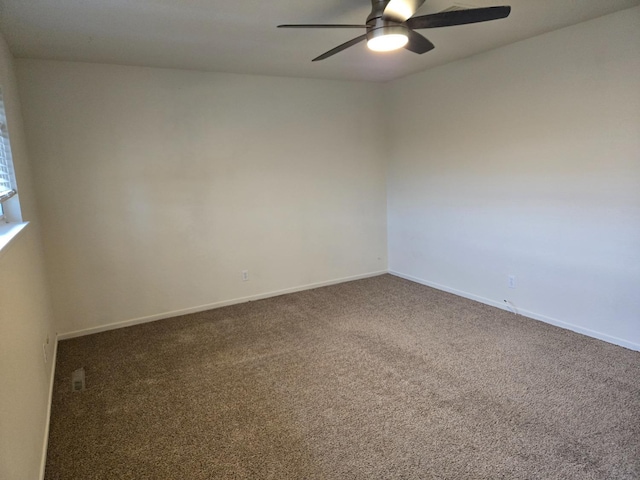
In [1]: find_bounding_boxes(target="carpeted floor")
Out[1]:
[45,274,640,479]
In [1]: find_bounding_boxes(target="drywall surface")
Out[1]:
[387,7,640,349]
[0,34,56,480]
[16,61,388,334]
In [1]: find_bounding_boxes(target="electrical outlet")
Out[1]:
[241,270,249,282]
[508,275,516,289]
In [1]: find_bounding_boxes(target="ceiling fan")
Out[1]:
[278,0,511,61]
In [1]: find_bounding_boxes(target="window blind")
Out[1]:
[0,117,16,203]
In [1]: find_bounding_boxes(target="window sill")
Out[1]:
[0,221,29,260]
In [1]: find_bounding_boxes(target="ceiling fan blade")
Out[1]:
[404,30,434,54]
[382,0,426,22]
[278,24,366,29]
[312,34,368,62]
[406,6,511,29]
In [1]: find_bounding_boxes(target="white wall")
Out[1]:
[0,34,57,480]
[387,7,640,349]
[15,61,388,335]
[11,8,639,350]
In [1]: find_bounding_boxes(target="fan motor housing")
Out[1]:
[365,17,408,42]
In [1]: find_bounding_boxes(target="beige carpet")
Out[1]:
[45,274,640,479]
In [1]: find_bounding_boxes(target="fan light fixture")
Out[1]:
[366,25,408,52]
[367,33,408,51]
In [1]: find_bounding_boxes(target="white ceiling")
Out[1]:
[0,0,638,82]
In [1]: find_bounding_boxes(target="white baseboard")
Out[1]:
[40,335,58,480]
[58,271,388,340]
[57,268,640,348]
[389,270,640,352]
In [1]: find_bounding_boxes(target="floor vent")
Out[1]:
[71,368,86,392]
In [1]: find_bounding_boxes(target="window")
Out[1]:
[0,87,17,224]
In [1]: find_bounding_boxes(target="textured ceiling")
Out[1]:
[0,0,638,82]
